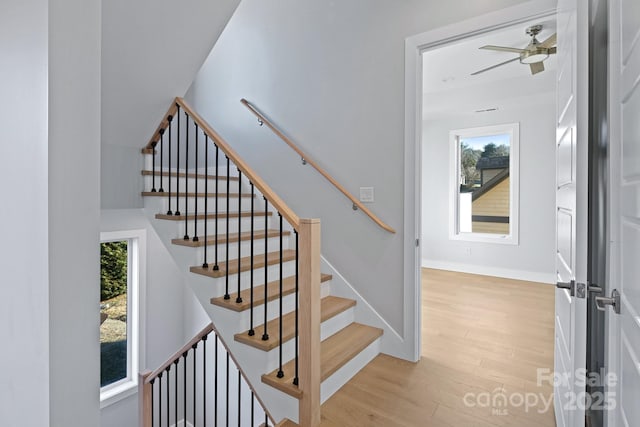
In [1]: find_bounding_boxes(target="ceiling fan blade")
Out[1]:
[539,32,557,48]
[480,45,526,54]
[530,61,545,75]
[471,57,520,76]
[548,46,557,55]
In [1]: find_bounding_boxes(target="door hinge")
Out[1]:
[416,238,419,247]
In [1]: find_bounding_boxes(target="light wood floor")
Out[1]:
[319,268,556,427]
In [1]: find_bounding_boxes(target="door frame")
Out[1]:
[403,0,558,362]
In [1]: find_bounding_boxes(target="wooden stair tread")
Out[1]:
[234,296,356,351]
[156,211,272,221]
[142,191,252,198]
[211,273,332,311]
[142,170,239,181]
[190,250,296,278]
[172,229,291,248]
[261,323,383,398]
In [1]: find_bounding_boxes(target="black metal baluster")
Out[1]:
[202,335,207,427]
[213,145,219,271]
[249,183,255,336]
[237,370,241,426]
[224,156,230,300]
[158,372,163,427]
[167,115,173,215]
[265,413,268,427]
[214,335,218,427]
[225,353,229,427]
[277,213,284,378]
[294,230,299,386]
[175,105,181,216]
[262,198,269,341]
[251,391,255,426]
[183,352,188,427]
[193,123,199,242]
[151,140,157,193]
[150,379,155,427]
[193,343,197,427]
[174,359,179,427]
[236,169,242,304]
[159,130,165,193]
[166,366,170,426]
[184,112,190,241]
[203,135,209,268]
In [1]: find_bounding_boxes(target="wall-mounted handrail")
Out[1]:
[144,97,301,230]
[240,98,396,234]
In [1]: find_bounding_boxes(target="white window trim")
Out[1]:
[449,123,520,245]
[99,229,146,408]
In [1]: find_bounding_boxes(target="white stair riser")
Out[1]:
[320,338,381,404]
[164,217,275,240]
[171,235,292,266]
[188,262,298,297]
[149,196,257,213]
[143,175,241,193]
[218,281,333,333]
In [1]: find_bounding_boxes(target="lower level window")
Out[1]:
[100,229,145,407]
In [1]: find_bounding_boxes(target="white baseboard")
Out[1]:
[422,258,555,284]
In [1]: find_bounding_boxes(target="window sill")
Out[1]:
[100,380,137,409]
[450,232,519,245]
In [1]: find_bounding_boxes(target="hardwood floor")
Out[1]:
[319,268,556,427]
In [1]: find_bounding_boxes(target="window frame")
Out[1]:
[449,123,520,245]
[99,229,146,408]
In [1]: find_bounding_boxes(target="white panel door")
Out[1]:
[607,1,640,426]
[554,0,589,426]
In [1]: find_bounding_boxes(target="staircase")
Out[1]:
[139,97,384,426]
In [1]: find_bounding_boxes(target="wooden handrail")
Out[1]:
[146,322,214,381]
[143,97,300,230]
[142,321,277,425]
[240,99,396,234]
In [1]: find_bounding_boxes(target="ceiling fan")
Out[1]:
[471,25,557,76]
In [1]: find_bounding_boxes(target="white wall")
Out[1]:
[48,0,102,425]
[100,209,191,427]
[184,0,530,356]
[0,1,49,425]
[101,0,241,210]
[422,102,557,283]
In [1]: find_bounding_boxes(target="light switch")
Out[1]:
[359,187,374,203]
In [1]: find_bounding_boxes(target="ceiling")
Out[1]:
[422,18,557,120]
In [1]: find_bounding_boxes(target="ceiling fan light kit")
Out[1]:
[472,24,557,76]
[520,48,549,64]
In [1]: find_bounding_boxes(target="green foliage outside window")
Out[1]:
[100,241,128,301]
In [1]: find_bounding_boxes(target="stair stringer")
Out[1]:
[320,257,407,360]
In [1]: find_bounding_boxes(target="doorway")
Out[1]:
[418,14,559,427]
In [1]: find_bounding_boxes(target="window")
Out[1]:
[449,123,519,244]
[100,229,145,407]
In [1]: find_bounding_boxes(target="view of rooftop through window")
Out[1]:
[456,130,513,236]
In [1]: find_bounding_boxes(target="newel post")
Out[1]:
[139,370,152,427]
[298,218,321,427]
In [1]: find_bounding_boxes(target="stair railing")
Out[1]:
[240,98,396,234]
[139,323,276,426]
[142,97,321,426]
